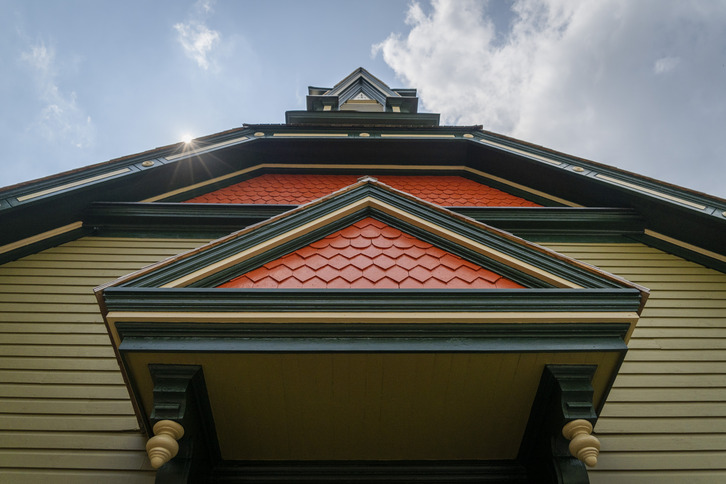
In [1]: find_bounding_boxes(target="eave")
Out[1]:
[2,125,725,272]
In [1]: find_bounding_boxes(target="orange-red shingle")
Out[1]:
[218,217,525,289]
[186,174,540,207]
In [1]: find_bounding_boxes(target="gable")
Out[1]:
[184,174,540,207]
[219,217,524,289]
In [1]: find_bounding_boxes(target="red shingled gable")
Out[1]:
[218,217,525,289]
[185,174,540,207]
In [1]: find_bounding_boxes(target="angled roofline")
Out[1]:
[2,123,725,272]
[96,177,647,302]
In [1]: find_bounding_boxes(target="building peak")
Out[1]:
[287,67,437,127]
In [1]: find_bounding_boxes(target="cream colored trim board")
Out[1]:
[164,136,250,161]
[476,139,562,166]
[0,221,83,255]
[380,134,456,138]
[596,174,706,210]
[645,229,726,263]
[272,133,349,137]
[107,311,639,325]
[161,196,581,289]
[463,167,580,207]
[17,168,131,202]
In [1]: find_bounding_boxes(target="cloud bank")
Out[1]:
[374,0,726,196]
[21,40,95,150]
[174,0,221,70]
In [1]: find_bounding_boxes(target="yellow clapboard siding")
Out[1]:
[613,373,726,387]
[0,357,120,371]
[0,302,104,313]
[0,384,131,399]
[634,317,726,328]
[598,434,726,451]
[628,338,726,350]
[0,284,101,295]
[0,431,147,450]
[0,415,140,432]
[630,328,726,338]
[0,236,206,480]
[2,260,156,270]
[0,323,108,334]
[0,469,155,484]
[620,361,726,374]
[0,293,97,303]
[0,268,140,278]
[0,449,150,470]
[601,402,726,417]
[593,451,726,470]
[548,241,726,480]
[0,334,111,345]
[608,389,726,403]
[0,370,125,385]
[0,398,134,414]
[595,418,726,433]
[0,345,115,357]
[589,470,726,484]
[0,313,102,322]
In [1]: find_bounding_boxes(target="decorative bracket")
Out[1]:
[147,365,220,483]
[519,365,599,484]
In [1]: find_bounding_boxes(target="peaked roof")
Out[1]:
[185,174,540,207]
[303,67,420,116]
[99,177,646,310]
[219,217,524,289]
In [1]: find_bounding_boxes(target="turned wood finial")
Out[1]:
[562,419,600,467]
[146,420,185,469]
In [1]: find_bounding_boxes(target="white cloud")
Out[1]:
[653,56,680,75]
[374,0,726,197]
[174,0,221,70]
[21,40,95,149]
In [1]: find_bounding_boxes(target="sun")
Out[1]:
[181,133,194,144]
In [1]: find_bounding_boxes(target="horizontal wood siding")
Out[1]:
[0,237,207,483]
[545,243,726,483]
[3,236,724,482]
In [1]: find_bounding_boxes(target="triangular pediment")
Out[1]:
[100,177,646,322]
[218,217,524,289]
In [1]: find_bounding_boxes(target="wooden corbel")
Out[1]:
[147,365,220,483]
[519,365,600,484]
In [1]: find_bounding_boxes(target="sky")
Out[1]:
[1,0,725,198]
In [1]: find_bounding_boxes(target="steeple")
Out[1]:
[285,67,439,127]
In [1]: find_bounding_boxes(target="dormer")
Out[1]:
[286,67,439,127]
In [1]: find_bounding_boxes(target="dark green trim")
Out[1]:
[455,207,643,236]
[519,365,599,484]
[285,111,440,127]
[104,288,643,314]
[210,460,527,483]
[118,182,634,290]
[629,232,726,274]
[0,225,91,265]
[85,202,644,241]
[85,202,295,237]
[116,322,630,353]
[146,365,221,484]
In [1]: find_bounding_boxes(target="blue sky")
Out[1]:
[2,0,725,198]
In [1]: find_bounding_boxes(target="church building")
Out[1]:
[1,68,725,483]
